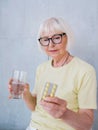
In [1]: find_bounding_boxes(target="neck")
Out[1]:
[52,51,70,67]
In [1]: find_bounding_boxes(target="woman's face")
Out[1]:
[40,31,68,59]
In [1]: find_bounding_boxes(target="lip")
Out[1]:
[49,49,58,52]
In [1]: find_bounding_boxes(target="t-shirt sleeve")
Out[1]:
[78,67,97,109]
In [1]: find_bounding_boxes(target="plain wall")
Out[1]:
[0,0,98,130]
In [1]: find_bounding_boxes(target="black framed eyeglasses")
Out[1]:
[38,33,66,46]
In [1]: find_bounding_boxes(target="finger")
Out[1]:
[24,83,30,91]
[8,83,12,88]
[8,78,13,85]
[8,95,12,99]
[8,83,13,89]
[44,97,67,105]
[40,100,58,110]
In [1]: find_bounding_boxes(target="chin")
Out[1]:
[49,55,58,59]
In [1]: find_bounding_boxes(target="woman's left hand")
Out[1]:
[40,96,67,118]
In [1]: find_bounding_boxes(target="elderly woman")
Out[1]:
[9,17,97,130]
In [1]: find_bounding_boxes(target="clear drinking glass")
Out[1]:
[11,70,27,99]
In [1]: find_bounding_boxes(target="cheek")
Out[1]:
[61,40,67,50]
[42,47,49,53]
[58,43,67,51]
[61,37,68,48]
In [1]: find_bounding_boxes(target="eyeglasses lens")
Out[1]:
[39,33,65,46]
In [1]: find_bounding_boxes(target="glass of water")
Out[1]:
[11,70,27,99]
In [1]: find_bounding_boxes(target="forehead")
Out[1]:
[41,31,63,38]
[39,22,64,37]
[40,28,64,38]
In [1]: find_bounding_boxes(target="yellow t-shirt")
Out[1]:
[29,57,97,130]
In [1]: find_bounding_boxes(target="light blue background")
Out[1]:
[0,0,98,130]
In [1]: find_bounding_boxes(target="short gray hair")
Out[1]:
[37,17,74,50]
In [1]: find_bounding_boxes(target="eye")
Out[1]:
[53,35,61,40]
[41,38,49,42]
[44,38,49,41]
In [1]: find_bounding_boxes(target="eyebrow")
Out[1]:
[39,33,65,39]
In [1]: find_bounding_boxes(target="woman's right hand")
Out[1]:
[8,78,30,99]
[8,79,36,110]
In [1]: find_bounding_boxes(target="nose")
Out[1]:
[48,39,55,47]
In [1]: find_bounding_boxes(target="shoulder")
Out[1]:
[73,57,95,72]
[36,60,51,73]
